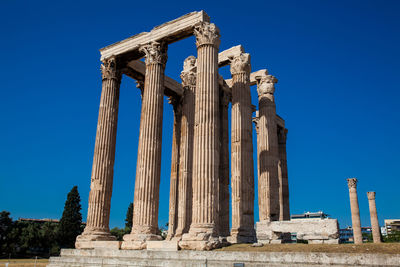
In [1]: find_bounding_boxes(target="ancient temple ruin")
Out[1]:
[75,11,291,251]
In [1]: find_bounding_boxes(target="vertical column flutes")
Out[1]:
[166,96,182,240]
[175,56,197,238]
[229,53,255,243]
[347,178,363,244]
[219,90,230,237]
[76,57,121,245]
[367,191,382,243]
[278,127,290,221]
[255,74,280,221]
[124,42,167,243]
[184,22,221,242]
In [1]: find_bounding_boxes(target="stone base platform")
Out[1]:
[48,248,400,267]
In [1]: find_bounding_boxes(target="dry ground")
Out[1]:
[217,243,400,254]
[0,259,48,267]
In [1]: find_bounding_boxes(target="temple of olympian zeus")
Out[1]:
[75,11,291,251]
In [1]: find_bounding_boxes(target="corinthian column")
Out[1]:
[278,127,290,221]
[229,53,255,243]
[347,178,363,244]
[367,191,382,243]
[166,95,182,240]
[76,57,121,248]
[174,56,196,239]
[256,74,280,221]
[123,42,167,247]
[219,90,230,237]
[181,22,221,250]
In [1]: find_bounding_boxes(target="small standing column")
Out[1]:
[123,42,167,247]
[76,57,121,248]
[166,96,182,240]
[174,56,197,238]
[181,22,221,250]
[347,178,363,244]
[367,191,382,243]
[219,90,230,237]
[229,53,256,243]
[278,127,290,221]
[255,74,280,221]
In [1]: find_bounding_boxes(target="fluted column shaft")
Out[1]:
[367,191,381,243]
[188,22,220,236]
[219,91,230,237]
[278,128,290,221]
[77,58,121,243]
[175,57,196,238]
[128,42,167,240]
[347,178,363,244]
[256,74,279,221]
[230,53,255,241]
[166,98,182,239]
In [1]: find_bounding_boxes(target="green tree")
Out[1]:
[58,186,82,248]
[110,227,125,241]
[0,211,13,255]
[125,203,133,231]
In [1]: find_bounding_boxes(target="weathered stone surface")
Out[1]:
[49,248,400,267]
[278,127,290,221]
[76,57,121,247]
[367,191,382,243]
[347,178,363,244]
[255,74,280,221]
[75,241,121,250]
[183,22,221,248]
[123,42,167,244]
[256,219,340,244]
[166,95,182,240]
[146,241,179,251]
[229,52,256,243]
[100,11,210,60]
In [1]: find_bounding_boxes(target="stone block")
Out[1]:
[146,240,178,251]
[75,241,121,250]
[256,218,339,244]
[121,240,146,250]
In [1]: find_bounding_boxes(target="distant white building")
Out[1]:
[291,211,330,220]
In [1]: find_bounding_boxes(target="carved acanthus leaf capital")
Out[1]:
[101,57,121,81]
[367,191,376,200]
[256,74,278,97]
[347,178,358,189]
[139,41,168,67]
[229,53,251,75]
[194,22,220,48]
[180,56,197,87]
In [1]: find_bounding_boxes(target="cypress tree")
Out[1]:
[125,203,133,231]
[58,186,82,248]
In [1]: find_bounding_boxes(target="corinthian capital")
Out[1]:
[180,56,197,87]
[256,74,278,98]
[139,41,168,67]
[194,22,220,48]
[367,191,376,200]
[347,178,358,189]
[101,57,121,81]
[229,53,251,75]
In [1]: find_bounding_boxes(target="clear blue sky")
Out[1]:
[0,0,399,230]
